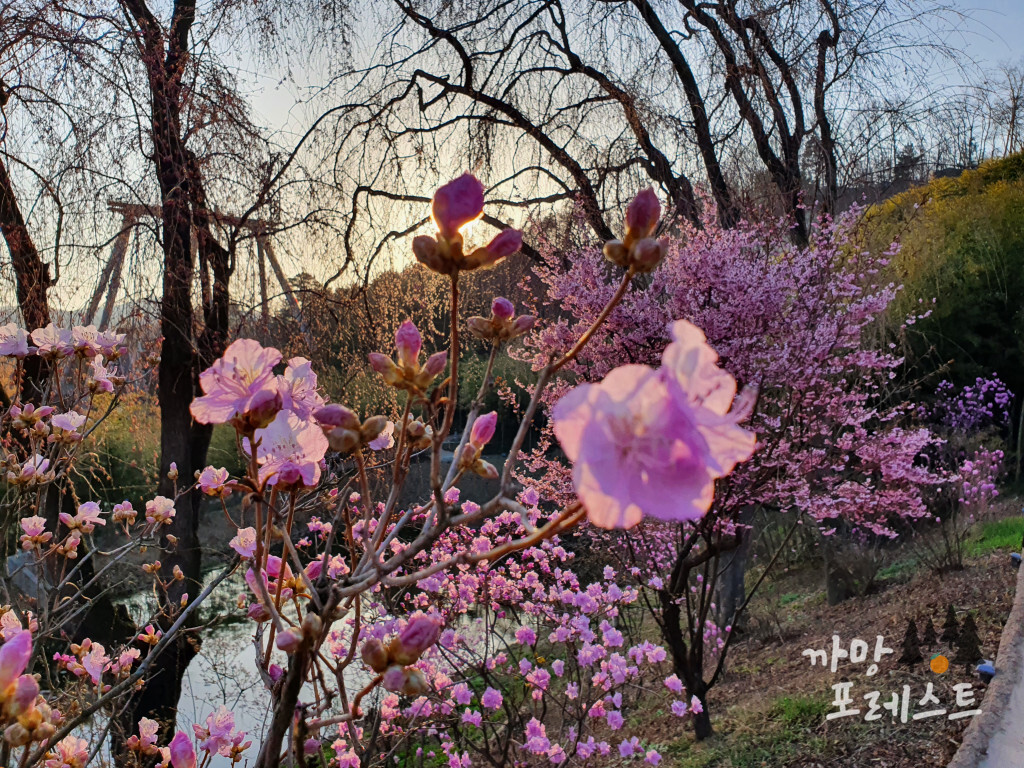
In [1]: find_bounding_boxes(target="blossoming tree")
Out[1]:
[519,197,945,737]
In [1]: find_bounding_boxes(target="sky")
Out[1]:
[951,0,1024,69]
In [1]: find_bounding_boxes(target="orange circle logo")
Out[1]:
[930,654,949,674]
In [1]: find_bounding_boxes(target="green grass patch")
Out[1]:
[876,557,919,582]
[769,695,830,729]
[965,517,1024,558]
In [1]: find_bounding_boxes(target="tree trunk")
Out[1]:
[692,695,713,741]
[0,153,52,401]
[716,505,755,631]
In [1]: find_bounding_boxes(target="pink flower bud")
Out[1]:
[275,627,304,654]
[361,637,390,673]
[304,738,321,756]
[391,613,441,665]
[491,297,515,320]
[432,174,484,238]
[313,404,360,430]
[625,188,660,240]
[268,664,284,683]
[169,731,197,768]
[475,459,499,480]
[11,674,38,715]
[247,603,271,623]
[470,412,497,449]
[395,321,422,368]
[513,316,537,335]
[484,229,522,261]
[423,351,448,377]
[381,664,409,693]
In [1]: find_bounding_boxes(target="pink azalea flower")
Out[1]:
[195,705,236,755]
[81,641,110,685]
[59,501,106,534]
[197,466,231,498]
[552,321,755,528]
[368,420,395,451]
[0,323,30,357]
[126,717,160,755]
[660,320,757,475]
[480,687,503,709]
[71,325,102,357]
[254,409,329,488]
[51,411,86,433]
[169,730,197,768]
[145,496,176,526]
[19,515,51,550]
[89,356,116,393]
[190,339,282,426]
[44,735,89,768]
[229,527,257,559]
[30,323,73,358]
[278,357,325,419]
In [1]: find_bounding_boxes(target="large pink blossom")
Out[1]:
[254,409,329,488]
[190,339,282,425]
[552,347,754,529]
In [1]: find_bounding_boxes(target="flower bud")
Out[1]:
[432,174,485,239]
[391,613,441,665]
[381,664,408,693]
[301,612,322,638]
[4,722,30,746]
[467,316,492,340]
[275,627,304,654]
[327,428,361,454]
[423,351,447,378]
[491,297,515,320]
[603,240,630,268]
[361,416,389,444]
[248,603,271,623]
[513,316,537,336]
[412,236,447,273]
[470,412,497,449]
[624,188,661,242]
[474,459,499,480]
[367,354,401,386]
[313,404,360,430]
[484,229,522,262]
[268,664,284,683]
[361,638,389,673]
[631,237,667,273]
[246,387,283,430]
[395,321,422,368]
[402,668,430,697]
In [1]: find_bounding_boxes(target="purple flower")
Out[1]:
[481,687,503,709]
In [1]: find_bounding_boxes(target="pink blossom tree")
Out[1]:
[520,198,946,738]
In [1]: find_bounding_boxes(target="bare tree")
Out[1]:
[309,0,959,259]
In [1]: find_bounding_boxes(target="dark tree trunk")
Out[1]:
[717,505,755,631]
[0,153,52,401]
